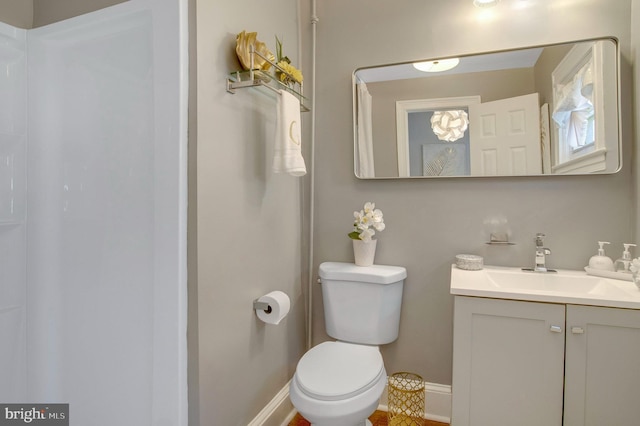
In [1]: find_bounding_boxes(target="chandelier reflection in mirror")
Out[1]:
[430,110,469,142]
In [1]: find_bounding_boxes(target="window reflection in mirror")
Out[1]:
[353,38,620,179]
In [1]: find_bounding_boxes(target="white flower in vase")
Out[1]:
[349,202,385,242]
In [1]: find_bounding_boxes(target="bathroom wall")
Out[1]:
[187,0,199,424]
[307,0,635,386]
[194,0,307,424]
[634,1,640,244]
[0,0,128,28]
[0,0,33,28]
[32,0,126,27]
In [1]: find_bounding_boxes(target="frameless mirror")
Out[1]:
[353,38,620,179]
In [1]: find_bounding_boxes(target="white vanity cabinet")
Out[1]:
[452,296,640,426]
[452,296,566,426]
[564,305,640,426]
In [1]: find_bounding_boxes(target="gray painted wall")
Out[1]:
[195,0,307,424]
[307,0,635,386]
[0,0,33,28]
[32,0,126,27]
[0,0,126,28]
[187,0,199,424]
[634,1,640,250]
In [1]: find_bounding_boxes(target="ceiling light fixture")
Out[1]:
[431,110,469,142]
[473,0,499,7]
[413,58,460,73]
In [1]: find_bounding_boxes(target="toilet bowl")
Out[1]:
[289,341,386,426]
[290,262,407,426]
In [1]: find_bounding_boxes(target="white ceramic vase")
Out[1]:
[353,239,377,266]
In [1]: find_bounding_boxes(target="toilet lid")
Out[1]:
[295,341,384,401]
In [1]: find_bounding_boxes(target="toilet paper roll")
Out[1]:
[256,291,290,325]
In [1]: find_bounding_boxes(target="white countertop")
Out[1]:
[450,264,640,310]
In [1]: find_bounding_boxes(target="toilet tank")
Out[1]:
[318,262,406,345]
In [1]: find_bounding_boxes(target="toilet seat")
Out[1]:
[295,341,384,401]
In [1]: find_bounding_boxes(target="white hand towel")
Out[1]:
[273,90,307,176]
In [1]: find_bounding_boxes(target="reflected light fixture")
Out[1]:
[473,0,499,7]
[431,110,469,142]
[413,58,460,73]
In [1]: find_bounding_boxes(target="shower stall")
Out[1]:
[0,0,188,424]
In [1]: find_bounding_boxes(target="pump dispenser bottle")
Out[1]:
[589,241,614,271]
[615,243,637,273]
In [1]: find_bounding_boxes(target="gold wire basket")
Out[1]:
[387,372,425,426]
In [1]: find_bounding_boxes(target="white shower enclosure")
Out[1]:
[0,0,188,425]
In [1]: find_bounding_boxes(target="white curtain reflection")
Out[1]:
[552,59,595,149]
[356,82,375,177]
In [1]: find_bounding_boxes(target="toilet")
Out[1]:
[290,262,407,426]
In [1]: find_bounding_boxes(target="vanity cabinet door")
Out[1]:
[452,296,565,426]
[564,305,640,426]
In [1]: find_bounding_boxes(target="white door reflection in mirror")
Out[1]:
[396,96,479,177]
[469,93,542,176]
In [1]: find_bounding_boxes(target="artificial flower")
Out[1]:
[275,36,303,86]
[349,202,385,241]
[276,61,303,84]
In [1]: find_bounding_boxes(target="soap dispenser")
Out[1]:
[589,241,614,271]
[615,243,637,273]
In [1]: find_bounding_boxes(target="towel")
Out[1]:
[272,90,307,176]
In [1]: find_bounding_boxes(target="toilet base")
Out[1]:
[310,420,372,426]
[289,368,386,426]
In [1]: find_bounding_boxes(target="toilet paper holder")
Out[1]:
[253,299,273,314]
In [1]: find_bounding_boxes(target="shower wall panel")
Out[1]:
[25,1,187,424]
[0,21,26,402]
[27,13,154,422]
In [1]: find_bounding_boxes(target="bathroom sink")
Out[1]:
[485,270,629,296]
[450,264,640,309]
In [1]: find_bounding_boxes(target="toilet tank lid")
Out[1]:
[319,262,407,284]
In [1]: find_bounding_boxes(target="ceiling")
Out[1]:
[355,46,544,83]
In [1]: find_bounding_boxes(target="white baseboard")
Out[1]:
[247,380,294,426]
[249,378,452,426]
[279,409,297,426]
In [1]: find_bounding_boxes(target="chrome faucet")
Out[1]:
[523,233,556,273]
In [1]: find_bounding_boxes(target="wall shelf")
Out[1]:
[226,46,310,112]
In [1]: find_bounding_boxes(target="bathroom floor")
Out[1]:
[289,410,448,425]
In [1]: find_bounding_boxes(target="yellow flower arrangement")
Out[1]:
[275,36,303,86]
[276,61,303,84]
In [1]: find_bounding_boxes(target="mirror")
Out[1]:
[353,38,620,179]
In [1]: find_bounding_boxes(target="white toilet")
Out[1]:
[290,261,407,426]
